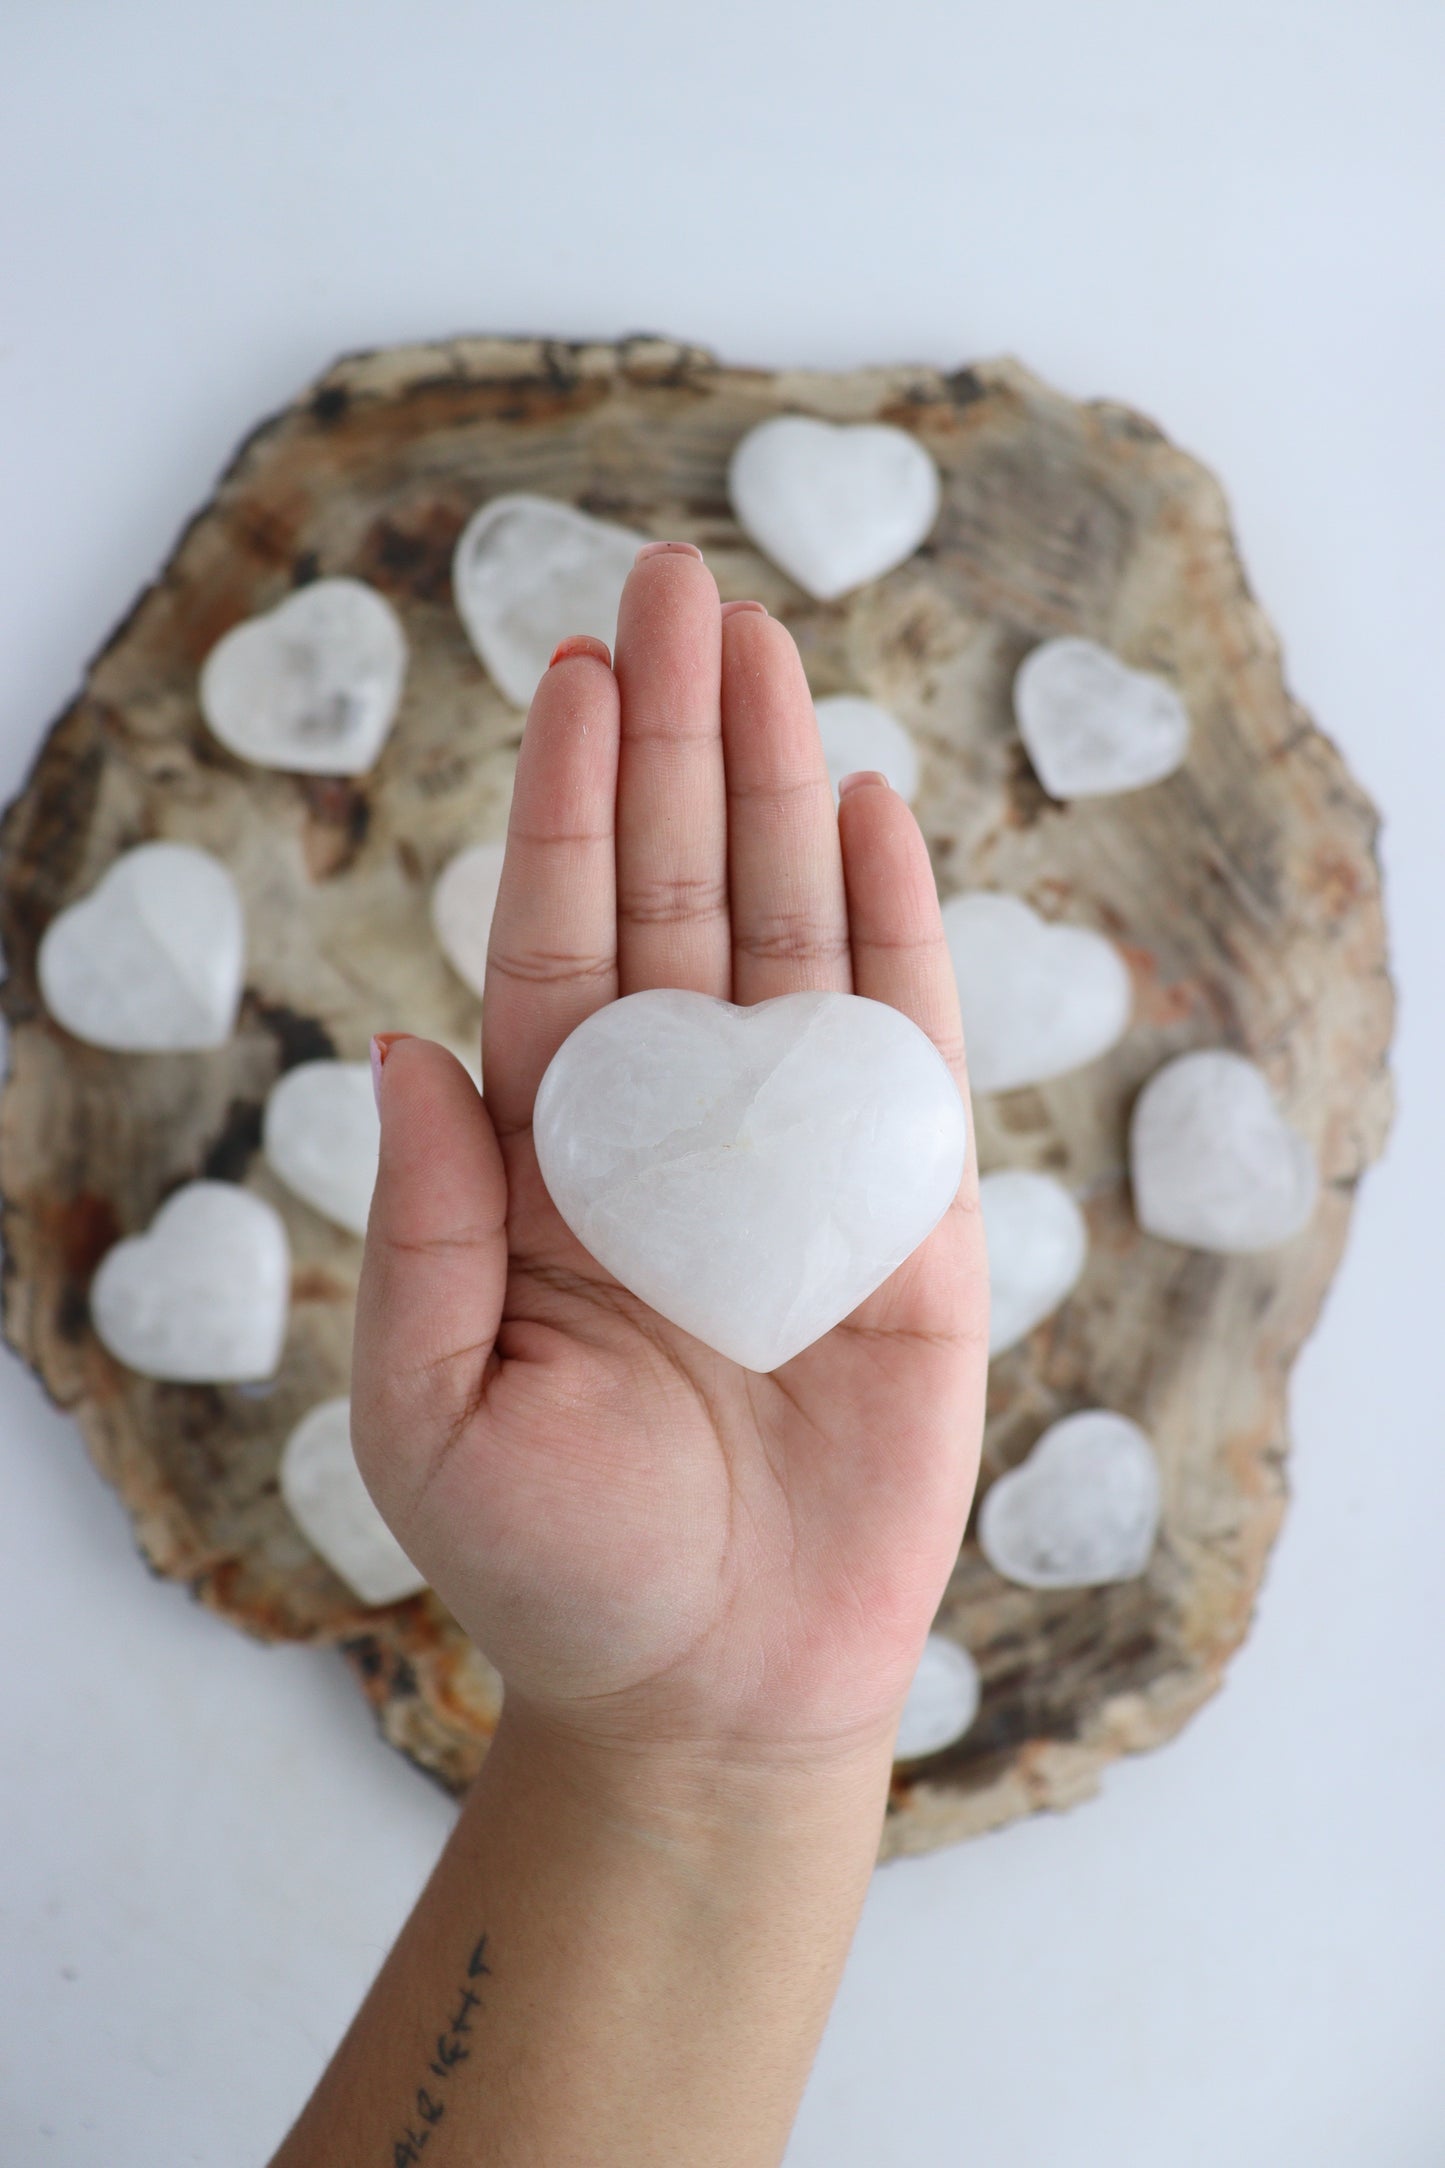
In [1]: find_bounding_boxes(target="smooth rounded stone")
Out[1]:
[37,840,244,1052]
[452,494,645,708]
[199,578,407,775]
[980,1169,1088,1356]
[90,1180,290,1382]
[894,1634,981,1760]
[728,416,941,602]
[534,988,968,1374]
[1130,1049,1318,1252]
[280,1397,427,1606]
[814,694,920,801]
[431,840,507,998]
[263,1060,379,1238]
[979,1410,1161,1590]
[1014,636,1189,799]
[942,891,1131,1094]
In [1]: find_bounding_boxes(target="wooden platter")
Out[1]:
[0,336,1393,1858]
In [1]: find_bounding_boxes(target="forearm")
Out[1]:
[269,1701,895,2168]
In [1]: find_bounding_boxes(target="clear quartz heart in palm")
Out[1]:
[534,989,968,1373]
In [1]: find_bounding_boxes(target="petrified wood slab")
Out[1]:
[0,336,1393,1859]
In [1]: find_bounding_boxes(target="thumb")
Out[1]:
[352,1033,508,1518]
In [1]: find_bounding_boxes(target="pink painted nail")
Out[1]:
[720,599,768,619]
[370,1031,414,1111]
[548,634,612,668]
[837,770,891,799]
[634,540,704,562]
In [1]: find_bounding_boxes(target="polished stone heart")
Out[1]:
[894,1634,980,1761]
[980,1169,1088,1355]
[280,1397,426,1606]
[38,840,244,1052]
[814,695,920,801]
[199,577,406,775]
[453,494,644,708]
[90,1181,289,1382]
[978,1410,1161,1589]
[1014,636,1189,799]
[431,840,507,998]
[263,1060,379,1237]
[1130,1049,1317,1252]
[942,892,1131,1094]
[534,989,968,1372]
[728,416,941,602]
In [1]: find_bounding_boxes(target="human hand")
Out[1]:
[352,544,987,1779]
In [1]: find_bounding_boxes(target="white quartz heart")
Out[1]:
[534,988,968,1373]
[91,1180,290,1382]
[263,1060,379,1237]
[280,1397,427,1606]
[728,416,941,602]
[814,695,920,801]
[980,1169,1088,1356]
[942,892,1131,1095]
[1014,637,1189,799]
[1130,1049,1318,1252]
[453,494,645,708]
[431,840,507,998]
[894,1634,981,1760]
[38,840,244,1052]
[199,578,406,775]
[978,1410,1161,1589]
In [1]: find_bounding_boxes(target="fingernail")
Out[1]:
[838,770,891,799]
[370,1031,414,1112]
[720,599,768,620]
[547,634,612,668]
[634,540,703,563]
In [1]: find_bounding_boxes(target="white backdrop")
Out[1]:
[2,5,1443,2161]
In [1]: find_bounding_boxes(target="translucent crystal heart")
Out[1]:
[979,1410,1161,1589]
[980,1169,1088,1355]
[431,840,507,998]
[814,695,920,801]
[534,989,968,1373]
[37,841,244,1052]
[280,1398,426,1606]
[90,1181,290,1382]
[199,577,406,775]
[894,1634,980,1760]
[728,416,941,602]
[942,892,1131,1094]
[1130,1049,1318,1252]
[1014,636,1189,799]
[263,1061,379,1237]
[452,494,644,708]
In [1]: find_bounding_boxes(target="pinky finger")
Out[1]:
[837,776,968,1095]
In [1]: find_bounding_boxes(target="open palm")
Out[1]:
[352,547,987,1770]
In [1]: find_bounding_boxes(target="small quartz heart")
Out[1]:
[1130,1049,1318,1252]
[894,1634,980,1761]
[980,1169,1088,1356]
[263,1060,379,1237]
[978,1410,1161,1589]
[814,695,920,801]
[1014,636,1189,799]
[38,840,244,1052]
[90,1180,290,1382]
[534,988,968,1373]
[280,1397,427,1606]
[431,840,507,998]
[199,577,407,775]
[942,892,1131,1094]
[728,416,941,602]
[453,494,644,708]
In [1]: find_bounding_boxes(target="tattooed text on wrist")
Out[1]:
[388,1931,492,2165]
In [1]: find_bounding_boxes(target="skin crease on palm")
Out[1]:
[351,544,989,1780]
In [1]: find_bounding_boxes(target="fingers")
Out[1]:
[721,611,851,1003]
[352,1036,508,1516]
[837,776,968,1096]
[482,644,621,1141]
[613,548,731,997]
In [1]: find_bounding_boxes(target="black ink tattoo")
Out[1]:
[387,1930,492,2161]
